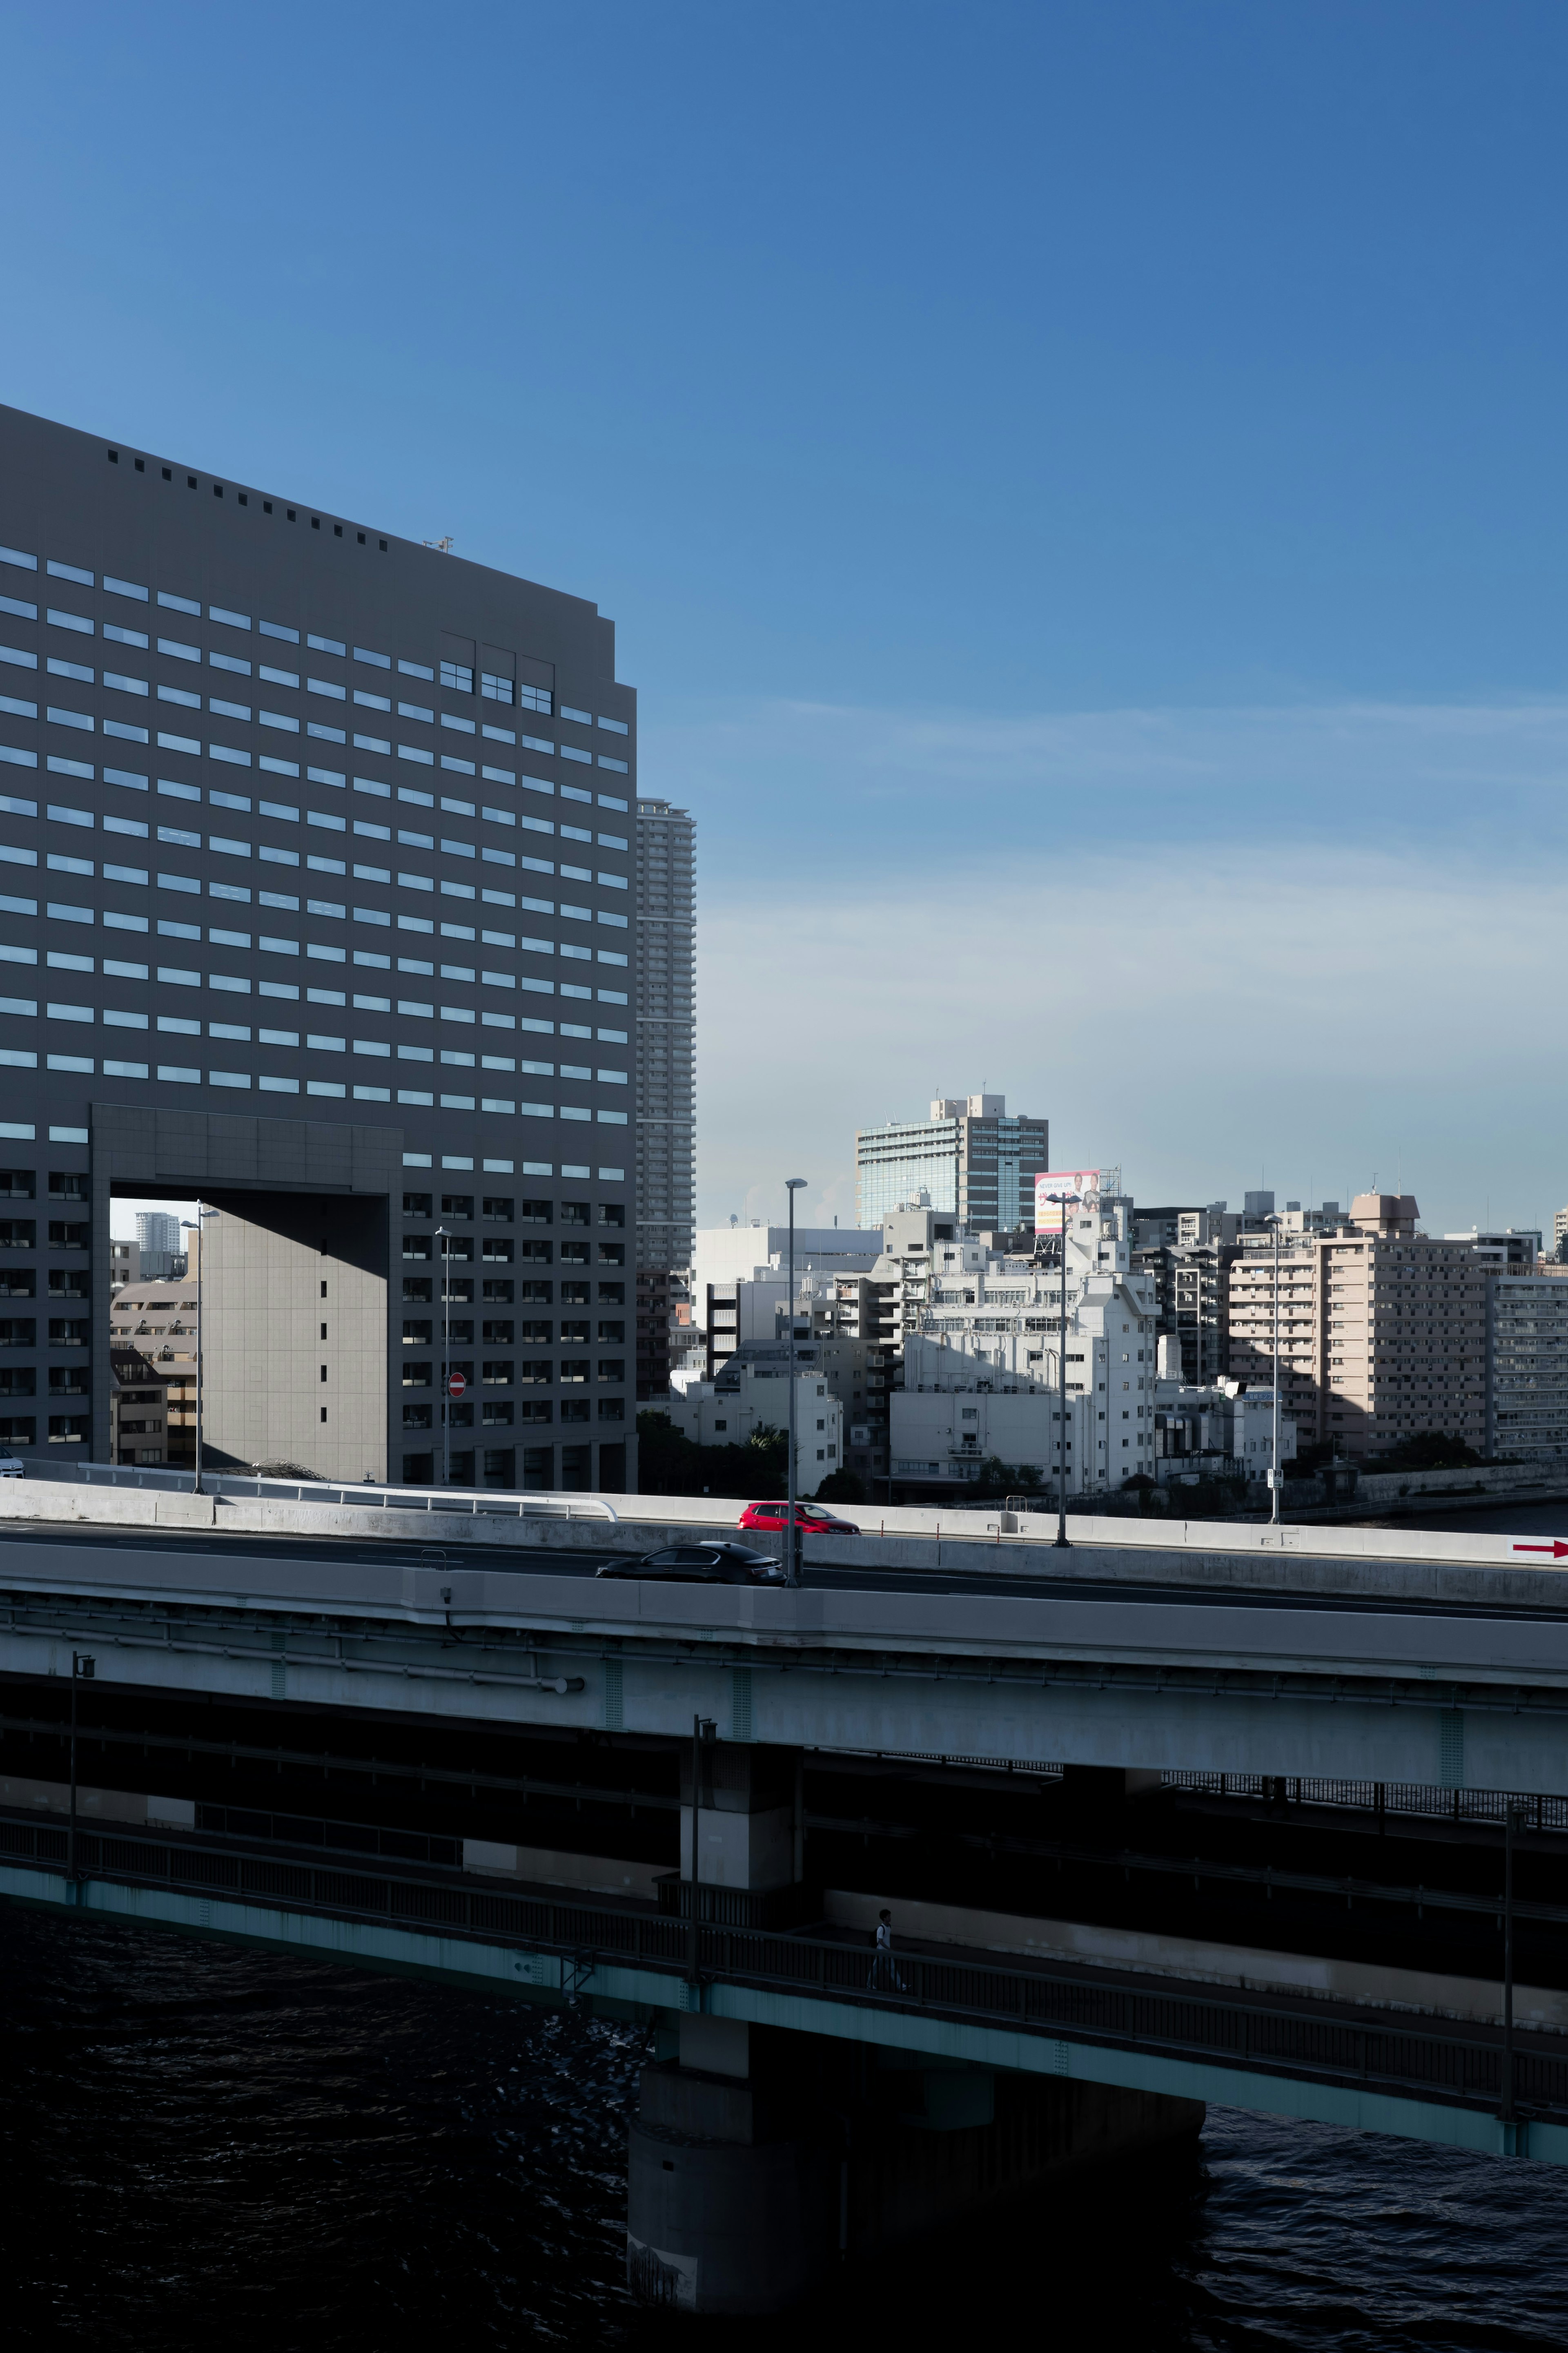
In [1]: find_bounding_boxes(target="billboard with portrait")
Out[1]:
[1033,1168,1102,1229]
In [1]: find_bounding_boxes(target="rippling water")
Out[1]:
[2,1910,1565,2350]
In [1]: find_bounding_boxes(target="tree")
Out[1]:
[815,1467,868,1505]
[1366,1428,1481,1474]
[635,1410,793,1499]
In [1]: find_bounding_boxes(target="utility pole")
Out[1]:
[1270,1214,1282,1526]
[1502,1801,1526,2127]
[68,1650,94,1883]
[1044,1189,1080,1546]
[688,1714,715,1984]
[180,1206,213,1494]
[784,1179,806,1584]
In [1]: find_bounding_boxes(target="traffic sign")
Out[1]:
[447,1372,467,1400]
[1514,1539,1568,1559]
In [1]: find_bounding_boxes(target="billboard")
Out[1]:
[1033,1169,1102,1230]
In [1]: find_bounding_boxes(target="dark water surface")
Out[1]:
[2,1909,1565,2350]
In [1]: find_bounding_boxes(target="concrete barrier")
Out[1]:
[5,1472,1568,1608]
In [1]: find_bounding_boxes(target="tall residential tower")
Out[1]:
[633,797,695,1396]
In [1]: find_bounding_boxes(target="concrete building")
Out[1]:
[133,1207,181,1276]
[665,1363,843,1493]
[109,1344,176,1463]
[693,1221,883,1400]
[635,1264,688,1401]
[0,401,636,1492]
[855,1095,1048,1231]
[634,796,694,1282]
[1150,1336,1296,1483]
[1443,1227,1542,1273]
[1133,1235,1238,1385]
[1227,1193,1489,1456]
[104,1272,199,1464]
[1487,1274,1568,1462]
[889,1195,1158,1494]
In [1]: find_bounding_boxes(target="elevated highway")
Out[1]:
[3,1474,1568,2305]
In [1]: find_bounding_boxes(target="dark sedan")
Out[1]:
[595,1541,788,1586]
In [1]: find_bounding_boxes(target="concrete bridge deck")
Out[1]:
[5,1472,1568,2210]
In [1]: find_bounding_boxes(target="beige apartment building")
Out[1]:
[1227,1193,1489,1457]
[107,1276,200,1470]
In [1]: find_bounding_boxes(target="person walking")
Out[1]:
[866,1907,907,1993]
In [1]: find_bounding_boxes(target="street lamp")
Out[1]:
[784,1179,807,1585]
[1041,1189,1081,1548]
[179,1205,215,1495]
[1269,1213,1282,1527]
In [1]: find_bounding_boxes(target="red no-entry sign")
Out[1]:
[447,1372,467,1400]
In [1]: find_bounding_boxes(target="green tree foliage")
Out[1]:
[814,1467,868,1504]
[1364,1428,1482,1473]
[635,1411,793,1499]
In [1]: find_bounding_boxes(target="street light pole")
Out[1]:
[180,1206,213,1496]
[1271,1214,1282,1527]
[784,1179,806,1584]
[1044,1190,1080,1548]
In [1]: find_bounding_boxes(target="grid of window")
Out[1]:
[0,427,640,1492]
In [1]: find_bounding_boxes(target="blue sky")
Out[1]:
[9,2,1568,1240]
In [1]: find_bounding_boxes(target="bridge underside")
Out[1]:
[6,1517,1568,2308]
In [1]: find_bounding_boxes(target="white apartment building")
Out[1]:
[1150,1335,1296,1482]
[889,1196,1159,1492]
[694,1221,882,1319]
[665,1365,843,1493]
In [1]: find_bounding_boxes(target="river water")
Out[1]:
[1,1911,1564,2349]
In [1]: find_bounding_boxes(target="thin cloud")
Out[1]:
[694,839,1567,1239]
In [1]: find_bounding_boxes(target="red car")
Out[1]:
[738,1501,858,1535]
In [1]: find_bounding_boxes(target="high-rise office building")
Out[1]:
[0,404,637,1491]
[633,798,694,1397]
[134,1208,180,1258]
[855,1094,1048,1230]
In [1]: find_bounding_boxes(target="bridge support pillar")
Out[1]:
[679,1741,804,1915]
[627,2023,1203,2315]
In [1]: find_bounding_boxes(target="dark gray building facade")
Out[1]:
[0,403,636,1491]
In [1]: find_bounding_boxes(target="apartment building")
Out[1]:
[0,402,635,1491]
[109,1345,176,1464]
[889,1195,1159,1493]
[666,1364,844,1492]
[1227,1193,1489,1455]
[1132,1236,1238,1385]
[855,1094,1049,1231]
[1487,1275,1568,1461]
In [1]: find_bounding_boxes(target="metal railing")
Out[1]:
[4,1810,1565,2126]
[1167,1773,1568,1834]
[18,1459,619,1523]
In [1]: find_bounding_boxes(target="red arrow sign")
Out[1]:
[447,1372,467,1400]
[1513,1540,1568,1559]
